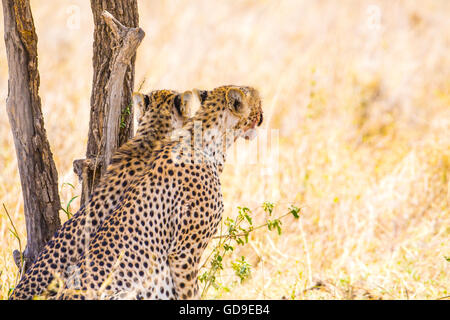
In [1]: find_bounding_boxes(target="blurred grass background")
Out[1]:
[0,0,449,299]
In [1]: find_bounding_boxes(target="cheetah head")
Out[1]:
[193,85,263,141]
[133,90,193,138]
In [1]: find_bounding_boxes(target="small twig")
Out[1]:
[137,77,147,92]
[3,204,25,281]
[200,205,302,298]
[298,216,313,288]
[211,211,294,240]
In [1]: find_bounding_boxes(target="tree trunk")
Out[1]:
[74,0,140,205]
[2,0,61,271]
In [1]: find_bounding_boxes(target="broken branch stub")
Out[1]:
[101,10,145,170]
[73,9,144,200]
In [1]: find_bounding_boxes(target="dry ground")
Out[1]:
[0,0,449,299]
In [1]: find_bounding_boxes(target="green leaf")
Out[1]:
[62,182,75,189]
[267,219,282,235]
[276,222,282,235]
[223,244,234,252]
[198,272,208,283]
[231,256,252,283]
[289,205,301,219]
[244,213,253,225]
[66,196,79,212]
[8,228,19,240]
[262,201,274,215]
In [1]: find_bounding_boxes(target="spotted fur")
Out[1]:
[10,90,192,300]
[55,85,263,300]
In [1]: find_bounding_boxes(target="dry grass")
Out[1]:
[0,0,449,300]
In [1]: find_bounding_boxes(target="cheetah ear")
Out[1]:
[181,91,192,117]
[226,88,246,115]
[174,91,192,117]
[133,92,149,111]
[133,92,149,122]
[193,89,208,104]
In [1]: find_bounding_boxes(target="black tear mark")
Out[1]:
[258,112,263,126]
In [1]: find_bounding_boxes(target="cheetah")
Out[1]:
[10,90,193,300]
[58,85,263,300]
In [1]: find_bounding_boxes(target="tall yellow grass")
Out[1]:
[0,0,449,299]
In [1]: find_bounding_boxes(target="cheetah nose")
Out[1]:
[243,128,257,140]
[242,120,258,140]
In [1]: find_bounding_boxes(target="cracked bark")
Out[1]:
[2,0,61,271]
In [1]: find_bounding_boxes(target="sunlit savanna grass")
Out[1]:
[0,0,449,299]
